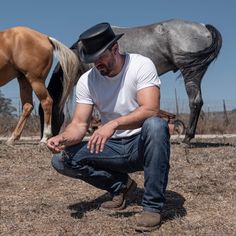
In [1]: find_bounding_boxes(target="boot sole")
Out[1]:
[135,224,161,232]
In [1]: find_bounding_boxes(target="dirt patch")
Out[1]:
[0,138,236,236]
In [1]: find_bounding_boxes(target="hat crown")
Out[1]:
[78,22,124,63]
[80,23,112,39]
[79,23,116,55]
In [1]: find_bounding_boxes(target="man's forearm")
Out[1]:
[108,106,159,130]
[58,122,88,147]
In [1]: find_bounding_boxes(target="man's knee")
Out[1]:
[51,152,90,179]
[51,154,66,174]
[142,117,168,133]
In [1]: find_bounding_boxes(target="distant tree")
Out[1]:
[0,90,17,116]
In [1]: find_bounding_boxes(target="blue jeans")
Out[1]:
[52,117,170,213]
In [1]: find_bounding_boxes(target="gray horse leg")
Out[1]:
[183,79,203,144]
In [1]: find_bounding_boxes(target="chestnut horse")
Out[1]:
[0,26,79,144]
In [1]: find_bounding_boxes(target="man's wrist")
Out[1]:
[108,120,119,130]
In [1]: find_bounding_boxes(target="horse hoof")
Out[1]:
[39,140,47,146]
[182,137,191,146]
[6,139,15,146]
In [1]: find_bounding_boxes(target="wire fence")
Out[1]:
[1,96,236,137]
[7,97,236,117]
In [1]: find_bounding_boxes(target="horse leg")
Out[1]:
[39,65,65,138]
[6,77,33,145]
[30,79,53,143]
[183,79,203,144]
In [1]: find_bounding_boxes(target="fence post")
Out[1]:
[223,99,230,126]
[175,88,179,118]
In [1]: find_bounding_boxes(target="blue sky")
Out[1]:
[1,0,235,112]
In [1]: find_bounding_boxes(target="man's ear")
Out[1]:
[113,43,118,53]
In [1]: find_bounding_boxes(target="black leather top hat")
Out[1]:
[79,22,124,63]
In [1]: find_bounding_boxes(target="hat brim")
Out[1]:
[79,33,124,64]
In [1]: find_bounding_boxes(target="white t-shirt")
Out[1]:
[76,53,161,138]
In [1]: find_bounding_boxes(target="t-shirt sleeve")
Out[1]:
[75,75,94,105]
[136,57,161,91]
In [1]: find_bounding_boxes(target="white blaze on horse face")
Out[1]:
[40,124,52,143]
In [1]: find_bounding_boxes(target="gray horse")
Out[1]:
[39,19,222,144]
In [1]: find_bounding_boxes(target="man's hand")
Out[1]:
[47,135,67,154]
[87,121,117,153]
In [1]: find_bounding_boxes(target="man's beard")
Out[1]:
[97,66,110,76]
[96,59,115,76]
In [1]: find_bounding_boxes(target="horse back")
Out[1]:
[0,26,53,79]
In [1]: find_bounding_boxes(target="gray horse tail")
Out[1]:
[177,24,222,80]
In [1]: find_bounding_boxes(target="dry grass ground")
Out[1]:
[0,137,236,236]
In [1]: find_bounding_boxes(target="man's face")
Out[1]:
[94,45,116,76]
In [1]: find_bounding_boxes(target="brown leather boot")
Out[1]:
[100,177,137,211]
[135,211,161,232]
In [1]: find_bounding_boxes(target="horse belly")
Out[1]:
[0,64,18,86]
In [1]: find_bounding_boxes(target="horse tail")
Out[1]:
[177,24,222,80]
[48,37,79,111]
